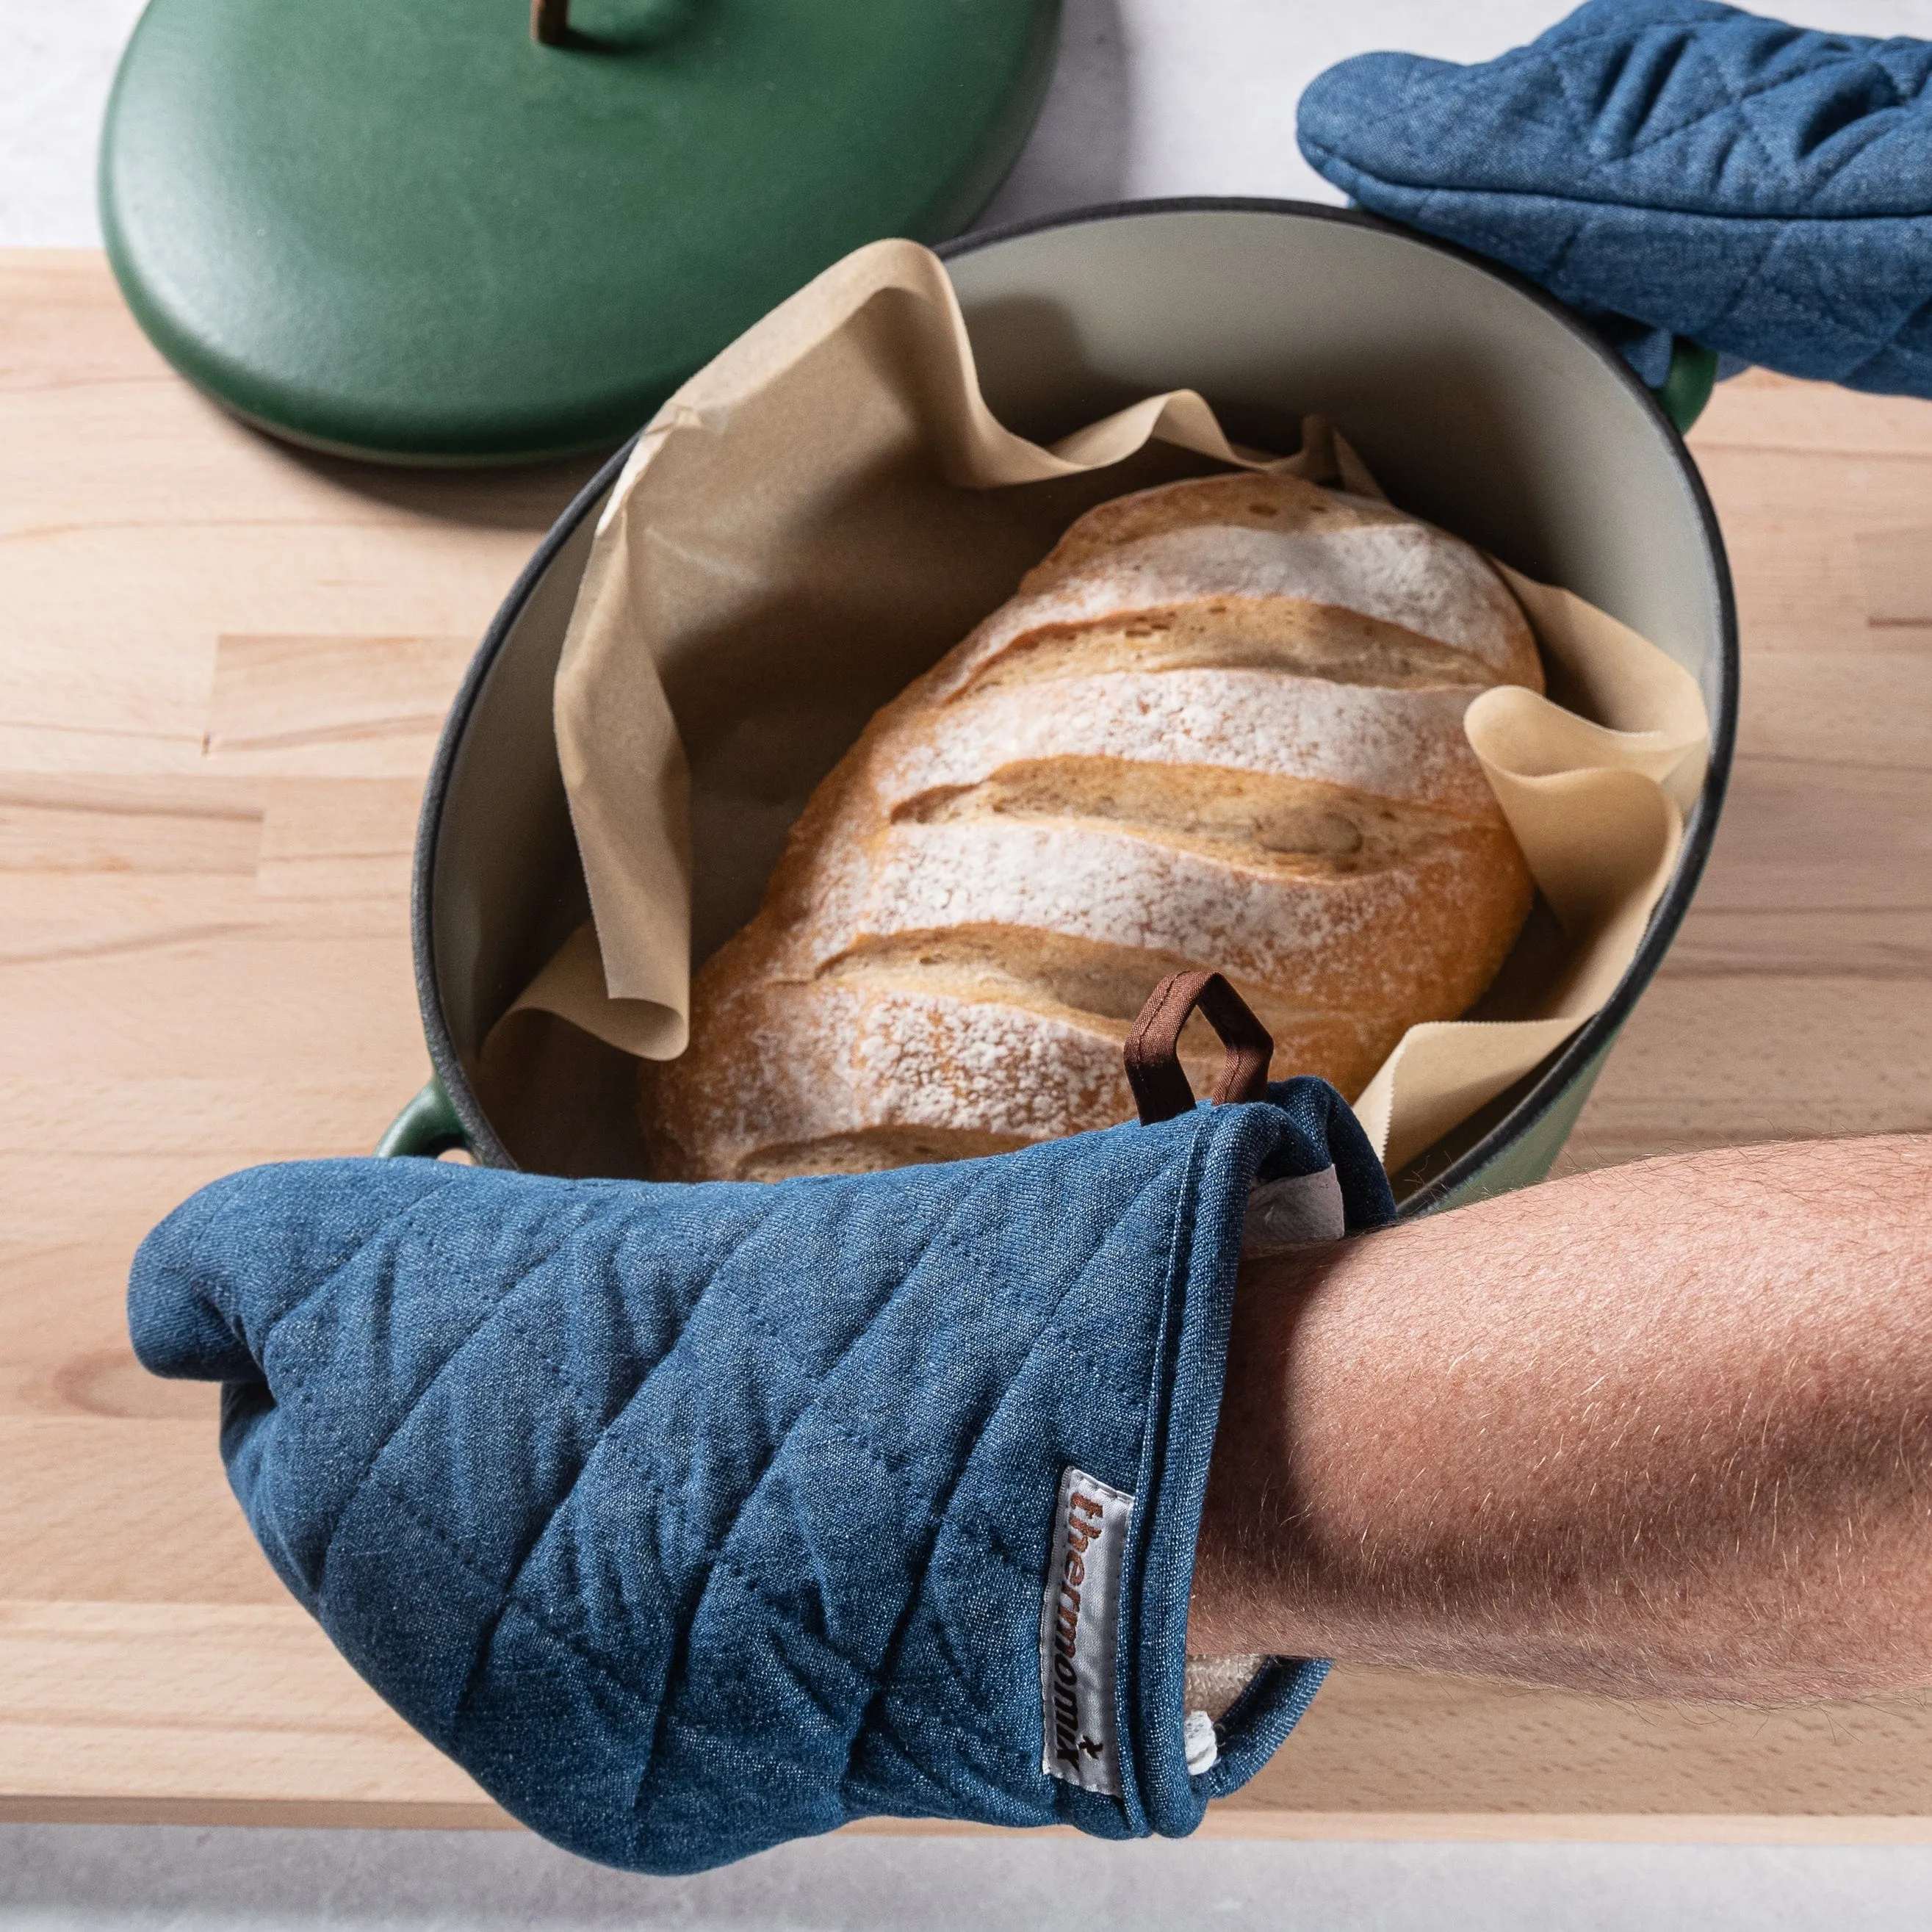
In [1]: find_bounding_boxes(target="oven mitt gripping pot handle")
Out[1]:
[127,1024,1394,1874]
[1298,0,1932,401]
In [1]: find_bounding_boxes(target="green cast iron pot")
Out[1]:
[384,200,1738,1216]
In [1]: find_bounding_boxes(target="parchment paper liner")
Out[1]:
[486,240,1709,1181]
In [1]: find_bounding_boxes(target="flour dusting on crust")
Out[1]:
[640,470,1538,1181]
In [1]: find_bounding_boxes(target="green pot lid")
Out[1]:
[100,0,1059,463]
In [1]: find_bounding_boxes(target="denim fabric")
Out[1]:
[129,1080,1393,1874]
[1297,0,1932,397]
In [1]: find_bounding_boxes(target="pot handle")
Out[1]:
[1125,970,1275,1125]
[1655,336,1717,435]
[375,1075,472,1159]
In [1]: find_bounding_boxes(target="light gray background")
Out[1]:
[6,0,1932,1923]
[9,0,1932,247]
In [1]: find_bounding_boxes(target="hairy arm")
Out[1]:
[1191,1136,1932,1702]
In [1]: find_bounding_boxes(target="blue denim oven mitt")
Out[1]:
[128,1078,1393,1873]
[1298,0,1932,397]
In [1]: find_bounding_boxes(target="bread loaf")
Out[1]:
[640,470,1540,1181]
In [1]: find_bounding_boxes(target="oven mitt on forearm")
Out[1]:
[127,1075,1393,1874]
[1298,0,1932,396]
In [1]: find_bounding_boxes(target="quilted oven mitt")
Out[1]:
[1298,0,1932,397]
[128,1050,1393,1873]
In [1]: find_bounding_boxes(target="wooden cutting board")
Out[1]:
[3,248,1931,1836]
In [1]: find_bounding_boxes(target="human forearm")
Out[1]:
[1192,1136,1932,1701]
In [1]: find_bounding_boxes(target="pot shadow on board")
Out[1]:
[254,430,619,535]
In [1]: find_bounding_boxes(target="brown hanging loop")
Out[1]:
[1123,971,1275,1126]
[532,0,570,46]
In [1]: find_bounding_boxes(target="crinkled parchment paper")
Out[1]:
[489,240,1709,1179]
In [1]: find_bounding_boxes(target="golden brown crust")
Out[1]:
[640,471,1539,1181]
[1024,469,1399,583]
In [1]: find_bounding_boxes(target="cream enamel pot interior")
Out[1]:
[388,199,1737,1215]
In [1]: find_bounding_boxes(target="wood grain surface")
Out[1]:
[2,249,1929,1837]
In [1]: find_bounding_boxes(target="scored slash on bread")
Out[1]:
[640,471,1540,1181]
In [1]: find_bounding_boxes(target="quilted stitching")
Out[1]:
[1848,286,1932,381]
[638,1156,1167,1828]
[491,1197,790,1604]
[829,1172,1170,1802]
[128,1084,1393,1873]
[314,1209,598,1598]
[1305,15,1932,203]
[256,1180,449,1358]
[1538,21,1900,167]
[431,1193,810,1733]
[1297,0,1932,397]
[378,1469,656,1727]
[621,1196,987,1803]
[387,1150,1138,1831]
[1450,10,1922,175]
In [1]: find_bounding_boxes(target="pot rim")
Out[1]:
[411,195,1740,1211]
